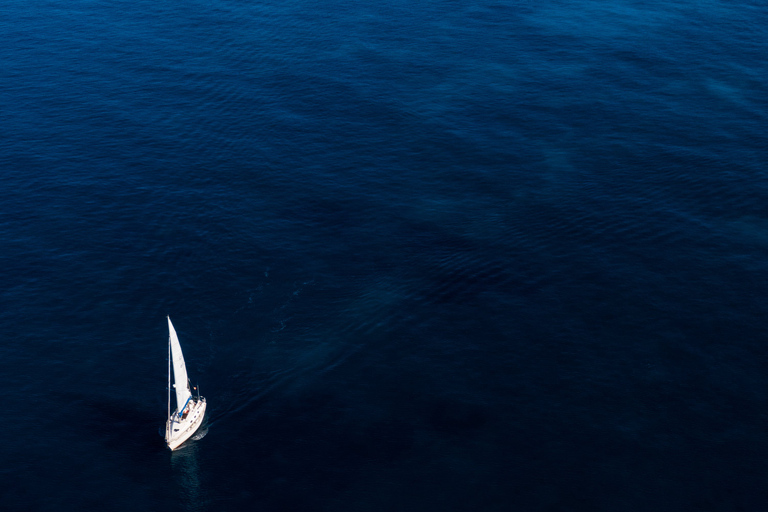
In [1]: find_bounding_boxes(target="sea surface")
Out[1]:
[1,0,767,510]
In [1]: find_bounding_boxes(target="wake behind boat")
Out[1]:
[165,316,207,451]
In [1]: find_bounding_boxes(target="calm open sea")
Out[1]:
[1,0,767,510]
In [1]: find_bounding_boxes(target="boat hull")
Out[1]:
[166,397,207,451]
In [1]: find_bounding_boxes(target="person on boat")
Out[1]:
[182,405,190,420]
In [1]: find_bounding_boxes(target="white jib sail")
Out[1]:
[168,317,192,416]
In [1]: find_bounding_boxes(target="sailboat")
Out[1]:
[165,316,207,451]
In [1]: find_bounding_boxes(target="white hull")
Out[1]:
[165,397,207,451]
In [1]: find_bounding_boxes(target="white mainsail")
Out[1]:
[168,316,192,416]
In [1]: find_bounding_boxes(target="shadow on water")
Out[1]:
[53,392,164,454]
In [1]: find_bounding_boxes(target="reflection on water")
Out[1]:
[170,421,210,511]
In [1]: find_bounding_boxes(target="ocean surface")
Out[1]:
[1,0,767,510]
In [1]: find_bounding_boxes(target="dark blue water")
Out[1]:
[2,0,767,509]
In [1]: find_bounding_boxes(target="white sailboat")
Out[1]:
[165,316,207,451]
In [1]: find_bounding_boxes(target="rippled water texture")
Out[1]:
[1,0,767,510]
